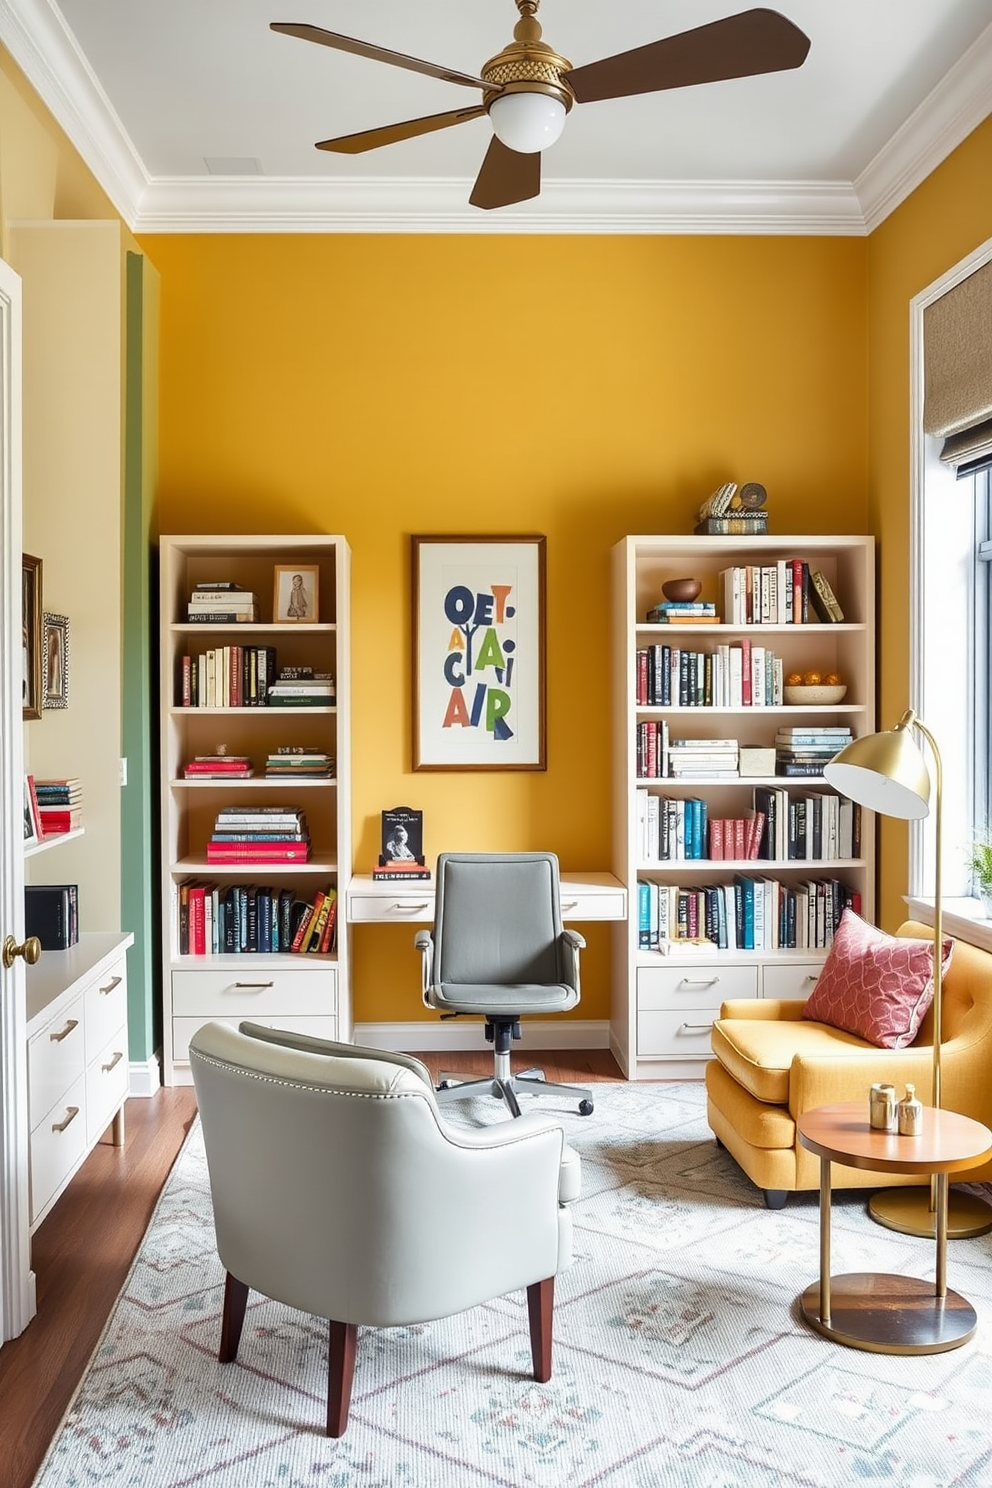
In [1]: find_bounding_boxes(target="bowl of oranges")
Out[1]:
[783,670,847,705]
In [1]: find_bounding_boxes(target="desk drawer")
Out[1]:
[87,1027,129,1143]
[84,957,128,1059]
[637,1008,722,1057]
[638,962,758,1010]
[29,995,85,1131]
[172,965,337,1020]
[31,1072,87,1224]
[761,961,823,1001]
[172,1013,339,1065]
[349,892,434,923]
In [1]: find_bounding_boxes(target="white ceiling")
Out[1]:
[3,0,992,233]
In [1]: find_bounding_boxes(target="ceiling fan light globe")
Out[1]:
[489,91,566,153]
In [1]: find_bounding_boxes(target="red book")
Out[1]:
[316,895,337,953]
[189,884,206,954]
[206,843,310,861]
[740,637,752,706]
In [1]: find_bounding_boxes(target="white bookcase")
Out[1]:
[610,534,876,1080]
[158,535,351,1085]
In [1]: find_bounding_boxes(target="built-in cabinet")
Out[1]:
[610,534,876,1079]
[159,535,351,1085]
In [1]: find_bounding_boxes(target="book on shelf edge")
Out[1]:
[371,866,432,881]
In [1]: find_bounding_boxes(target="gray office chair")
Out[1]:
[415,851,594,1118]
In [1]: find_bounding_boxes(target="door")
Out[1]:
[0,253,35,1342]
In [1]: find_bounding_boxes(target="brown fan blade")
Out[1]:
[316,106,485,155]
[469,137,541,211]
[566,8,810,104]
[271,22,494,92]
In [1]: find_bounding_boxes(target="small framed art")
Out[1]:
[42,612,70,709]
[22,553,42,720]
[23,774,41,846]
[273,564,319,623]
[412,534,547,771]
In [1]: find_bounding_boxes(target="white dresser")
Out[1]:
[25,931,132,1231]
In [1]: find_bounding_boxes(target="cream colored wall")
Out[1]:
[867,114,992,931]
[13,220,126,932]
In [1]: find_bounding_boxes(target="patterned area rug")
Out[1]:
[31,1081,992,1487]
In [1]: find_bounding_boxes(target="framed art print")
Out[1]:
[22,553,42,721]
[412,534,546,771]
[273,564,319,623]
[42,612,69,708]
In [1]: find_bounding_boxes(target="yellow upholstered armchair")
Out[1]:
[705,922,992,1208]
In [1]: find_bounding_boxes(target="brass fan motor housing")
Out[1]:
[481,4,574,115]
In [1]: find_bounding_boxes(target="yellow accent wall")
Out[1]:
[867,114,992,933]
[140,231,868,1023]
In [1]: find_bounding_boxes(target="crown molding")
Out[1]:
[132,174,865,235]
[856,18,992,234]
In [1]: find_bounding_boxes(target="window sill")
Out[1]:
[905,896,992,954]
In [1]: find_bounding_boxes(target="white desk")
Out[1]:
[347,871,626,924]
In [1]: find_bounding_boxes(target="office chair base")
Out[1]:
[435,1070,594,1118]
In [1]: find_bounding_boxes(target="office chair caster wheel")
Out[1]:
[438,1080,452,1090]
[578,1099,594,1116]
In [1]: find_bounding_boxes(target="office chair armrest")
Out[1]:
[415,930,434,1005]
[561,929,586,951]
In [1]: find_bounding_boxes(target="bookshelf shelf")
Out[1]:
[159,535,351,1085]
[24,826,85,858]
[611,533,876,1081]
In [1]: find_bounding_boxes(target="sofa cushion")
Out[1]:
[711,1015,872,1104]
[801,909,953,1049]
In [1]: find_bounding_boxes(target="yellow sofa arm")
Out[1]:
[789,1047,935,1118]
[720,998,808,1021]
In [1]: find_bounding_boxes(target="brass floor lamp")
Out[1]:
[824,708,992,1240]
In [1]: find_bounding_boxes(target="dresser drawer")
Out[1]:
[86,1027,129,1143]
[348,892,434,923]
[84,957,128,1059]
[28,995,85,1131]
[172,965,337,1020]
[761,960,823,1000]
[172,1013,339,1065]
[637,1008,722,1057]
[30,1072,87,1224]
[638,961,758,1010]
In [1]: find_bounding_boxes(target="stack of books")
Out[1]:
[25,883,79,949]
[666,738,740,778]
[646,600,719,625]
[372,860,432,882]
[34,777,83,837]
[267,667,336,707]
[183,754,254,780]
[186,582,259,623]
[289,885,338,954]
[178,644,276,707]
[205,805,311,864]
[264,747,335,779]
[775,726,852,777]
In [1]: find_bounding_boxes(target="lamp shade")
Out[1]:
[823,725,931,820]
[488,91,566,153]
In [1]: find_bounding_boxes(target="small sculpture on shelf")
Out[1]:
[694,480,769,536]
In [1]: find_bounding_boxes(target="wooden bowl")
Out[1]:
[783,683,848,705]
[661,577,702,602]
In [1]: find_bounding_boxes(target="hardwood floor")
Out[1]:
[0,1049,623,1488]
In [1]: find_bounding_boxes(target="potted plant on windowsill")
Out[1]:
[967,837,992,917]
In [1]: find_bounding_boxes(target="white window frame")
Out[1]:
[908,233,992,952]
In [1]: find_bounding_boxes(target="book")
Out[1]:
[206,844,311,861]
[808,570,845,623]
[694,516,768,536]
[649,614,722,625]
[25,883,79,949]
[186,611,258,623]
[371,865,432,881]
[192,581,247,591]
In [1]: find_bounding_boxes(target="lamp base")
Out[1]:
[868,1186,992,1239]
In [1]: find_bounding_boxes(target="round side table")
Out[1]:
[797,1101,992,1355]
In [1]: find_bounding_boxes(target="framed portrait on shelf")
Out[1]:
[379,805,425,866]
[412,534,546,771]
[273,564,319,623]
[23,774,41,846]
[22,553,42,721]
[42,612,70,709]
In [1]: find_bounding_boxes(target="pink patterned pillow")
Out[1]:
[802,909,953,1049]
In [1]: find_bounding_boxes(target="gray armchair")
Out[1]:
[189,1020,580,1437]
[415,851,594,1117]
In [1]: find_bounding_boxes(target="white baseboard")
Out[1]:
[128,1055,162,1097]
[353,1019,610,1052]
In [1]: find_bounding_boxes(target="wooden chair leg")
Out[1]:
[526,1276,554,1383]
[219,1273,249,1363]
[327,1320,358,1437]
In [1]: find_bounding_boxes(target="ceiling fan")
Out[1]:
[271,2,810,210]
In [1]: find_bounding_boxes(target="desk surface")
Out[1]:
[347,871,626,923]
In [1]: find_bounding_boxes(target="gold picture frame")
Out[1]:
[273,563,319,623]
[22,553,42,720]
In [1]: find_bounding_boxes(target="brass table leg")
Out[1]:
[819,1155,831,1326]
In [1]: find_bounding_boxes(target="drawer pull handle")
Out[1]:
[804,973,820,984]
[52,1106,79,1133]
[99,975,123,995]
[389,902,431,913]
[681,1022,715,1033]
[561,900,579,911]
[102,1050,124,1073]
[50,1019,79,1044]
[679,978,720,990]
[233,981,274,990]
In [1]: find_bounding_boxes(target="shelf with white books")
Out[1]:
[159,535,352,1085]
[611,533,876,1080]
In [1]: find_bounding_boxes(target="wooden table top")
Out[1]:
[798,1102,992,1176]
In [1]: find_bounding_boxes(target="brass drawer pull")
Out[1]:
[102,1050,124,1073]
[233,981,274,989]
[99,975,123,995]
[49,1019,79,1043]
[52,1106,79,1133]
[678,978,720,990]
[681,1022,715,1033]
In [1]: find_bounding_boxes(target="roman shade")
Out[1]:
[923,257,992,471]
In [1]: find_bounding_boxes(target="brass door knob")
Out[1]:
[2,935,42,970]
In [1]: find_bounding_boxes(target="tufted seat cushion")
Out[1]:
[710,1014,875,1105]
